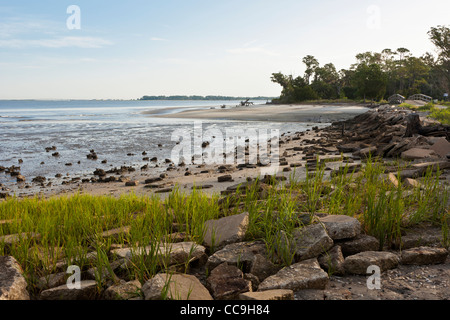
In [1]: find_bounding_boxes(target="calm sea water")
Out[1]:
[0,100,326,189]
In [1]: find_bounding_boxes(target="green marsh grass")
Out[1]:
[0,157,448,297]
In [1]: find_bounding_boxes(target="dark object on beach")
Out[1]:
[218,175,233,183]
[240,99,254,107]
[145,177,163,184]
[102,160,108,164]
[18,159,23,164]
[65,163,72,166]
[125,180,139,187]
[16,175,26,182]
[55,173,62,178]
[202,141,210,148]
[45,146,57,152]
[151,157,158,162]
[0,192,10,199]
[404,114,422,138]
[192,185,213,190]
[52,152,60,157]
[32,176,46,184]
[94,169,106,177]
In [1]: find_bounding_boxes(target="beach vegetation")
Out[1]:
[1,157,448,297]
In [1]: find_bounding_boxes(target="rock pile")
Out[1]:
[0,210,447,300]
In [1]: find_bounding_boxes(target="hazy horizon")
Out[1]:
[1,0,449,100]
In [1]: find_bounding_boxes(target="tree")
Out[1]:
[302,55,319,85]
[428,25,450,93]
[352,63,387,101]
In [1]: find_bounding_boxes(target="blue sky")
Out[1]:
[0,0,449,99]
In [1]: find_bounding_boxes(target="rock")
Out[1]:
[338,234,380,256]
[403,178,419,188]
[387,173,399,188]
[37,272,68,290]
[430,137,450,158]
[249,254,280,282]
[401,148,438,161]
[318,215,361,240]
[16,175,26,182]
[283,224,334,262]
[125,180,139,187]
[103,280,142,300]
[206,263,252,300]
[39,280,98,300]
[0,256,30,300]
[111,242,207,269]
[318,245,345,276]
[258,258,329,292]
[206,241,267,272]
[357,146,377,158]
[239,289,294,301]
[203,212,249,249]
[400,247,448,265]
[143,273,212,300]
[343,251,399,275]
[218,175,233,183]
[337,143,360,153]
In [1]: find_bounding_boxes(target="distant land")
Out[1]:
[139,95,275,101]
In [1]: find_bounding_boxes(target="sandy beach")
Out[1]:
[1,103,370,200]
[145,103,369,123]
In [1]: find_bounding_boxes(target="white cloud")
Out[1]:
[0,36,113,48]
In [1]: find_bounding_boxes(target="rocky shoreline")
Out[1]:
[1,104,450,301]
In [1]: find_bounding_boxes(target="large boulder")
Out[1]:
[203,212,249,249]
[111,242,207,269]
[401,148,438,161]
[103,280,142,300]
[318,215,361,240]
[142,273,213,300]
[206,263,252,300]
[205,241,267,273]
[338,234,380,256]
[343,251,399,275]
[0,256,30,300]
[39,280,98,300]
[239,289,294,301]
[281,224,334,262]
[258,258,329,292]
[400,247,448,265]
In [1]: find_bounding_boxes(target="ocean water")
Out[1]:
[0,100,330,189]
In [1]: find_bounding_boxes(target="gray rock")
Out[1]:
[103,280,142,300]
[401,148,437,161]
[111,242,207,269]
[401,247,448,265]
[343,251,399,275]
[338,234,380,256]
[37,272,68,290]
[205,241,267,272]
[249,254,280,282]
[203,212,249,249]
[206,263,252,300]
[143,273,213,300]
[0,256,30,300]
[39,280,98,300]
[319,215,361,240]
[318,245,345,276]
[284,224,334,262]
[239,289,294,301]
[258,258,329,292]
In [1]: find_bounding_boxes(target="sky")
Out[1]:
[0,0,449,100]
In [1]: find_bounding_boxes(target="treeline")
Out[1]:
[271,25,450,104]
[139,95,274,101]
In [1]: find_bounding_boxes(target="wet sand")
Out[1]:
[145,103,369,123]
